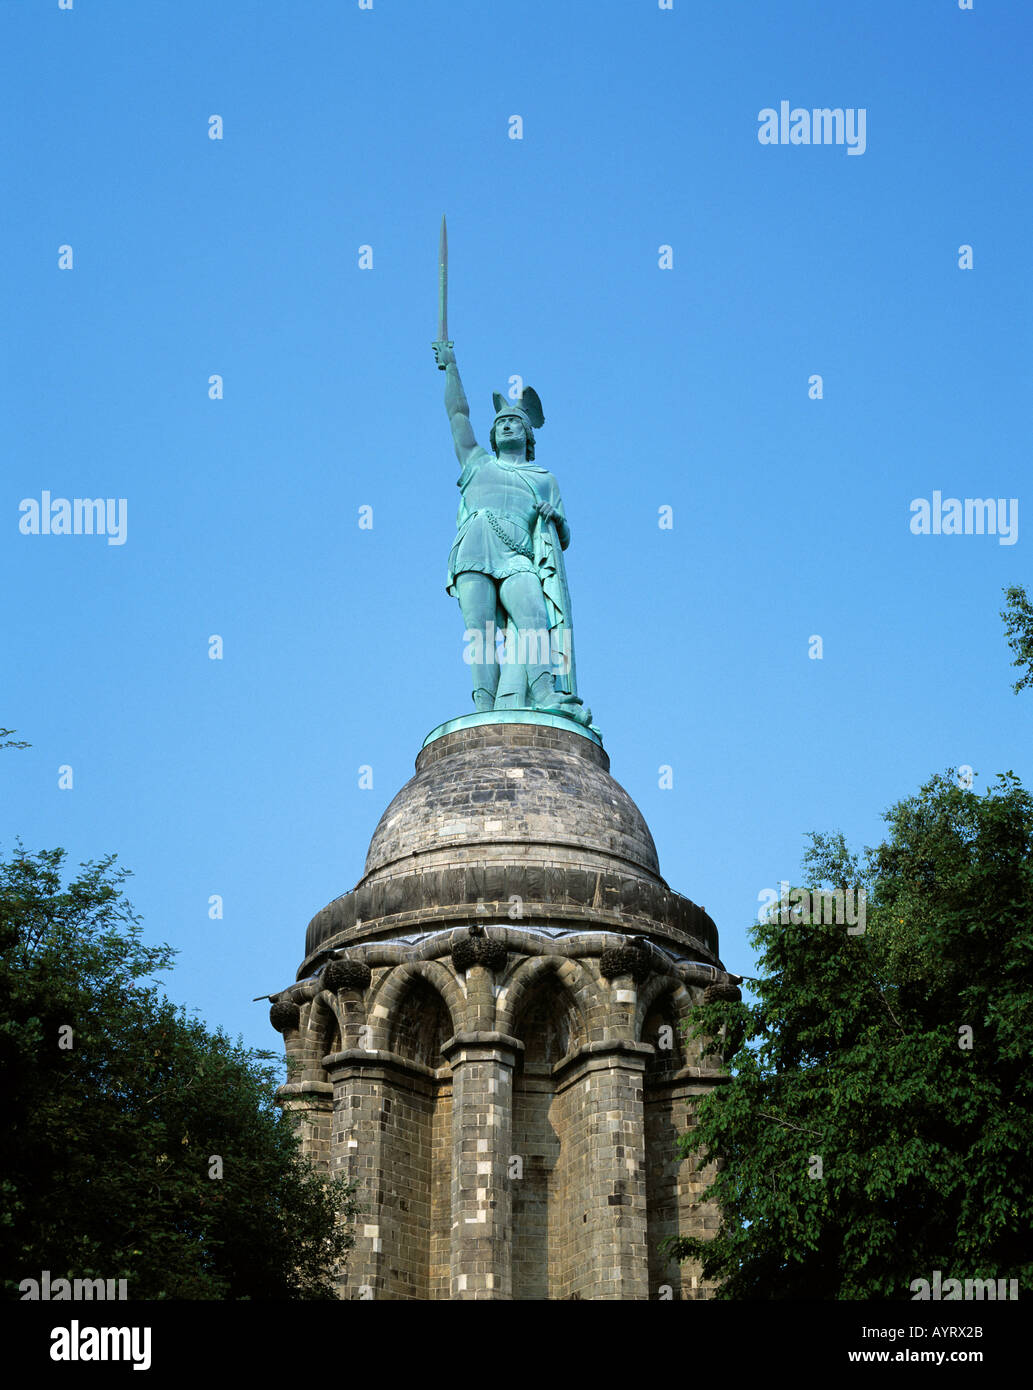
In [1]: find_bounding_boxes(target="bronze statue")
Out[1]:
[432,218,591,728]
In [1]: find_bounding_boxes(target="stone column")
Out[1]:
[559,1041,653,1300]
[324,1050,393,1299]
[274,1080,333,1172]
[443,1030,522,1300]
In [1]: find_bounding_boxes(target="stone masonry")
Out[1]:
[271,716,734,1299]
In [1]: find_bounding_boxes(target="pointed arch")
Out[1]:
[636,977,691,1055]
[366,959,464,1053]
[497,954,590,1043]
[308,990,343,1064]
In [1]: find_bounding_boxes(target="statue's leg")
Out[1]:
[498,573,556,708]
[456,572,500,711]
[493,616,528,707]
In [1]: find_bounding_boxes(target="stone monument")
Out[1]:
[268,220,737,1299]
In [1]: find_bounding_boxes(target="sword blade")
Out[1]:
[438,214,448,344]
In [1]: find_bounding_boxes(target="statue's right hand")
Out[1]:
[432,340,456,370]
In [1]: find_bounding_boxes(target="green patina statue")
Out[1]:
[431,221,591,728]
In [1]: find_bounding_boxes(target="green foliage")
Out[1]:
[670,772,1033,1299]
[1001,585,1033,693]
[0,843,356,1299]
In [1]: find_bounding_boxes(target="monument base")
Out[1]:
[423,708,604,751]
[271,719,733,1299]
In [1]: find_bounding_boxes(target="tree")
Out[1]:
[0,843,356,1299]
[1001,585,1033,693]
[670,773,1033,1299]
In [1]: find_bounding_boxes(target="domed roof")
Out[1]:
[359,718,663,888]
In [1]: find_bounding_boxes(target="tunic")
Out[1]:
[446,449,561,596]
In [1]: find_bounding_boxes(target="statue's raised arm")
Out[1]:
[432,342,479,467]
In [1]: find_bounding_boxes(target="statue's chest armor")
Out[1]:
[467,459,536,526]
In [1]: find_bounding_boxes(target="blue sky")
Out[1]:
[2,0,1030,1057]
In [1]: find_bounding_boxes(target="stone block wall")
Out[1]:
[273,924,731,1299]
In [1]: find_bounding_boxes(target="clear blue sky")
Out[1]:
[2,0,1029,1058]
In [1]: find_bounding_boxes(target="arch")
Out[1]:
[366,959,464,1052]
[497,953,590,1041]
[512,972,585,1067]
[389,976,453,1068]
[309,991,343,1063]
[635,972,686,1038]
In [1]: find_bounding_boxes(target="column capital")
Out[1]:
[441,1031,523,1064]
[274,1080,333,1099]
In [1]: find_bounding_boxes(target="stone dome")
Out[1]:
[301,712,720,969]
[359,718,664,888]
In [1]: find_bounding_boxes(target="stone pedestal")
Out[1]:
[271,715,732,1300]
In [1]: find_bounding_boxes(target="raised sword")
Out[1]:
[436,213,452,366]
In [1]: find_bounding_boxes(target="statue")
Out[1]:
[431,217,592,729]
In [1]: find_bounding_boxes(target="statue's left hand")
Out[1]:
[536,501,558,522]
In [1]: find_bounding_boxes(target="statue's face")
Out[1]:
[495,415,526,449]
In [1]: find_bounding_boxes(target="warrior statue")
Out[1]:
[431,221,591,727]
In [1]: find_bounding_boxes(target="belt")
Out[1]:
[470,508,535,560]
